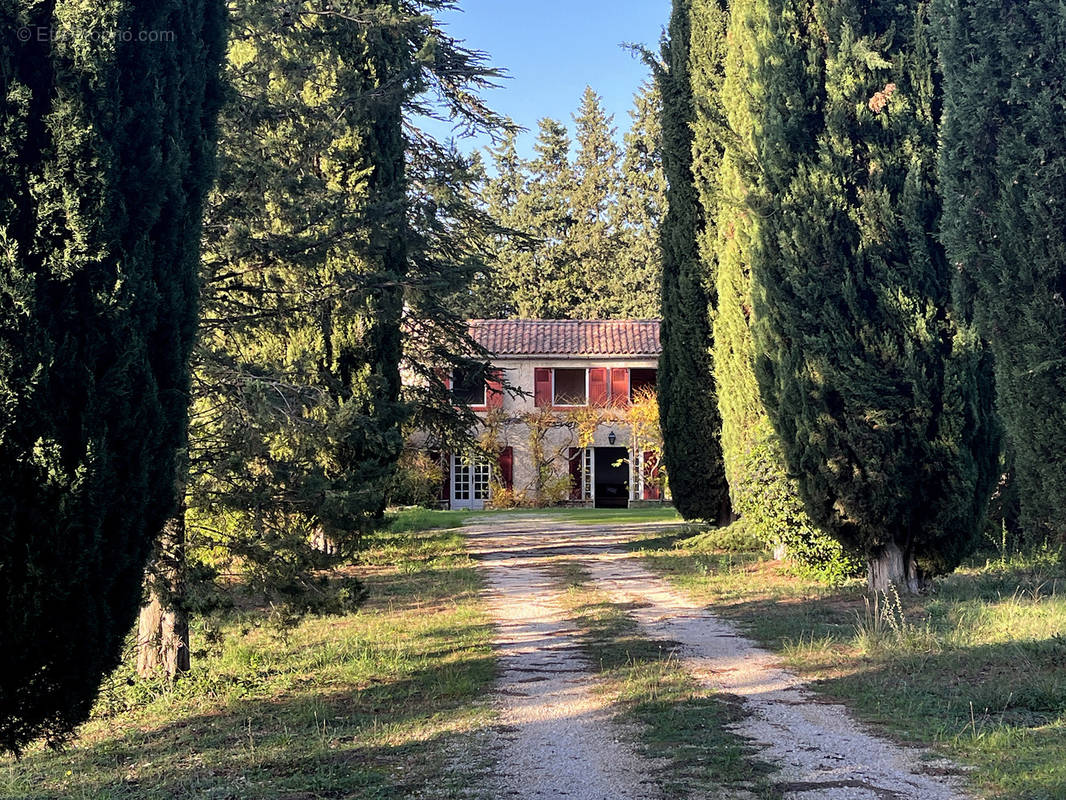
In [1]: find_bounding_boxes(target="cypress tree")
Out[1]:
[707,0,847,570]
[0,0,226,751]
[936,0,1066,544]
[657,0,731,523]
[739,0,999,590]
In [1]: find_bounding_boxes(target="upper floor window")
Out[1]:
[631,368,657,400]
[553,368,587,406]
[452,367,487,407]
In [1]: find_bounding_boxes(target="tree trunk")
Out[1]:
[715,496,736,528]
[137,510,190,679]
[866,541,923,594]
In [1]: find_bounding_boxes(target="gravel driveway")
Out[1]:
[465,513,970,800]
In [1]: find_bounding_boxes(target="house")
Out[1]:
[433,319,665,510]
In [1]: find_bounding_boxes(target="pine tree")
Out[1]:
[572,87,624,318]
[656,0,731,522]
[475,131,527,317]
[738,0,999,590]
[0,0,226,752]
[480,87,668,322]
[141,0,507,678]
[510,118,578,318]
[615,81,666,319]
[936,0,1066,544]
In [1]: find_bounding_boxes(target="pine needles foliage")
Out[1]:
[186,0,506,624]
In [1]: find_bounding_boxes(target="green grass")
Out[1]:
[1,525,496,800]
[385,506,470,533]
[550,560,777,800]
[633,531,1066,800]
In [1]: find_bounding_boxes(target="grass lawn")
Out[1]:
[632,529,1066,800]
[0,524,496,800]
[389,505,682,527]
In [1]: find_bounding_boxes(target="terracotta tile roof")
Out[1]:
[468,319,661,357]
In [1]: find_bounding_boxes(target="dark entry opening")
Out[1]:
[594,447,629,509]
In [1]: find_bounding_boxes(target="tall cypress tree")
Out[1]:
[936,0,1066,545]
[657,0,731,523]
[0,0,226,751]
[739,0,999,590]
[707,0,845,569]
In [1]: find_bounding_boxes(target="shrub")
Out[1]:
[388,451,445,508]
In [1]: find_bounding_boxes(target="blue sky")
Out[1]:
[424,0,672,159]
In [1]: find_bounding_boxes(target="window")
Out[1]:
[553,368,587,406]
[452,367,487,406]
[630,368,657,401]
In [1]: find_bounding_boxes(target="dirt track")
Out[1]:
[465,514,969,800]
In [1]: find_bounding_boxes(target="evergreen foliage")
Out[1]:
[571,88,624,318]
[0,0,226,752]
[656,0,730,522]
[171,0,505,653]
[615,82,667,319]
[936,0,1066,544]
[708,0,850,571]
[477,86,664,320]
[736,0,999,588]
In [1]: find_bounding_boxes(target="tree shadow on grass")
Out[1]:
[2,649,496,800]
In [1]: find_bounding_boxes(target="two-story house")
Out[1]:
[435,319,664,510]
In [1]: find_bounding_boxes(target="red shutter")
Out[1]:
[487,371,504,409]
[439,452,451,503]
[435,367,452,390]
[643,451,661,501]
[568,447,582,500]
[534,368,552,407]
[610,368,630,407]
[589,367,609,406]
[498,446,514,490]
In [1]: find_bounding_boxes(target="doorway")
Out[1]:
[452,454,491,510]
[594,447,629,509]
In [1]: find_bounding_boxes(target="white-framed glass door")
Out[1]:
[583,447,594,501]
[452,454,491,510]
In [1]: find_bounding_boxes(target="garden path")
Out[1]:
[465,513,970,800]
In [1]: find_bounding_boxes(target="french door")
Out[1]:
[452,454,491,510]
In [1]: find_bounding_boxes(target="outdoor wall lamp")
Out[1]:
[608,431,616,445]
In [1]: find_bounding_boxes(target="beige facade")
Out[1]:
[410,319,665,510]
[494,355,656,494]
[439,354,663,510]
